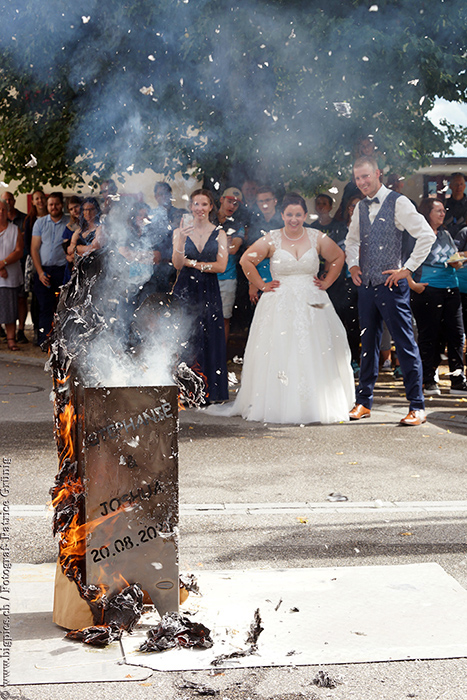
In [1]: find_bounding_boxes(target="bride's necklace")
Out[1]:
[282,227,305,242]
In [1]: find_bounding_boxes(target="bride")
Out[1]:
[226,192,355,424]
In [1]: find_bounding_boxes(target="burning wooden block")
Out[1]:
[53,384,179,628]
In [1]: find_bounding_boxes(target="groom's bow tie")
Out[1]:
[363,196,380,207]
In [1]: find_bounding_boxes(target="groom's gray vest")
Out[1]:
[359,190,403,286]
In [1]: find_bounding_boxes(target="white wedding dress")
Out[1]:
[227,228,355,424]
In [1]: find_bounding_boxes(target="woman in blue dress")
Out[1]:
[172,189,229,402]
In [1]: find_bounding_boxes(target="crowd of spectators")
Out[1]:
[1,169,467,403]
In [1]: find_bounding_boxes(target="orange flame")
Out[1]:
[55,374,70,386]
[58,504,128,575]
[57,401,76,463]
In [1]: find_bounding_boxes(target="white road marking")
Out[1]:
[10,501,467,517]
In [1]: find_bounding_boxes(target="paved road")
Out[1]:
[2,353,467,699]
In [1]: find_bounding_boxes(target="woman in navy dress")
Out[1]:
[172,189,229,402]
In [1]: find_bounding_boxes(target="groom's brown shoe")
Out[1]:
[399,409,426,426]
[349,404,371,420]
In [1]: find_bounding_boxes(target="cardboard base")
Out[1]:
[52,560,94,630]
[10,562,467,684]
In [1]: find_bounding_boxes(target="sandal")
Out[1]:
[7,338,20,351]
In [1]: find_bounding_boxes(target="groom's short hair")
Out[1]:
[354,155,379,171]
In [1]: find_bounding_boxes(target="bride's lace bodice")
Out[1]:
[269,228,320,280]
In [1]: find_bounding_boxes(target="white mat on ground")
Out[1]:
[123,563,467,670]
[10,563,151,685]
[10,562,467,683]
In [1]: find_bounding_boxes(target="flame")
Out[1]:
[115,573,130,588]
[55,374,70,386]
[192,364,208,386]
[190,362,209,399]
[59,506,126,573]
[51,477,83,510]
[57,401,76,463]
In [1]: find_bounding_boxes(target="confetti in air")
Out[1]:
[333,102,352,117]
[25,154,37,168]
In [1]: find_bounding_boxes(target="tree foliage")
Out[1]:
[1,0,467,193]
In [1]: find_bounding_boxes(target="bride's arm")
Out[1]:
[240,234,279,292]
[315,233,344,290]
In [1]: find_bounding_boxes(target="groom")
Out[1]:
[345,156,436,426]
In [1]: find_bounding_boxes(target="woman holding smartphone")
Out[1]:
[172,189,229,402]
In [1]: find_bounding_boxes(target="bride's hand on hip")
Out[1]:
[313,275,328,290]
[261,280,280,293]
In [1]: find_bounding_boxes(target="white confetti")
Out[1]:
[408,79,419,86]
[81,15,90,23]
[25,154,37,168]
[333,102,352,117]
[126,164,134,172]
[362,56,369,62]
[369,4,378,10]
[232,355,243,365]
[139,84,154,96]
[148,54,155,61]
[228,372,238,386]
[328,187,339,194]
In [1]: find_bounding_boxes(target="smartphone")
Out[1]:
[181,213,194,228]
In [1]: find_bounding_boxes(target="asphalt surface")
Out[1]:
[1,348,467,699]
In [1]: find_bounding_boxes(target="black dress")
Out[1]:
[173,229,229,402]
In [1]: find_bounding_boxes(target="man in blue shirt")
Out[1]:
[30,192,68,346]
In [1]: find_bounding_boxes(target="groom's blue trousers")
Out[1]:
[356,279,425,411]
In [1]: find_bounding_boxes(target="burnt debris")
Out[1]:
[174,362,206,407]
[178,680,220,696]
[67,583,144,647]
[211,608,263,666]
[312,670,344,688]
[66,622,122,647]
[139,611,214,652]
[50,458,84,538]
[179,573,201,596]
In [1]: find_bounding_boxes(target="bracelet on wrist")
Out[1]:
[175,247,185,254]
